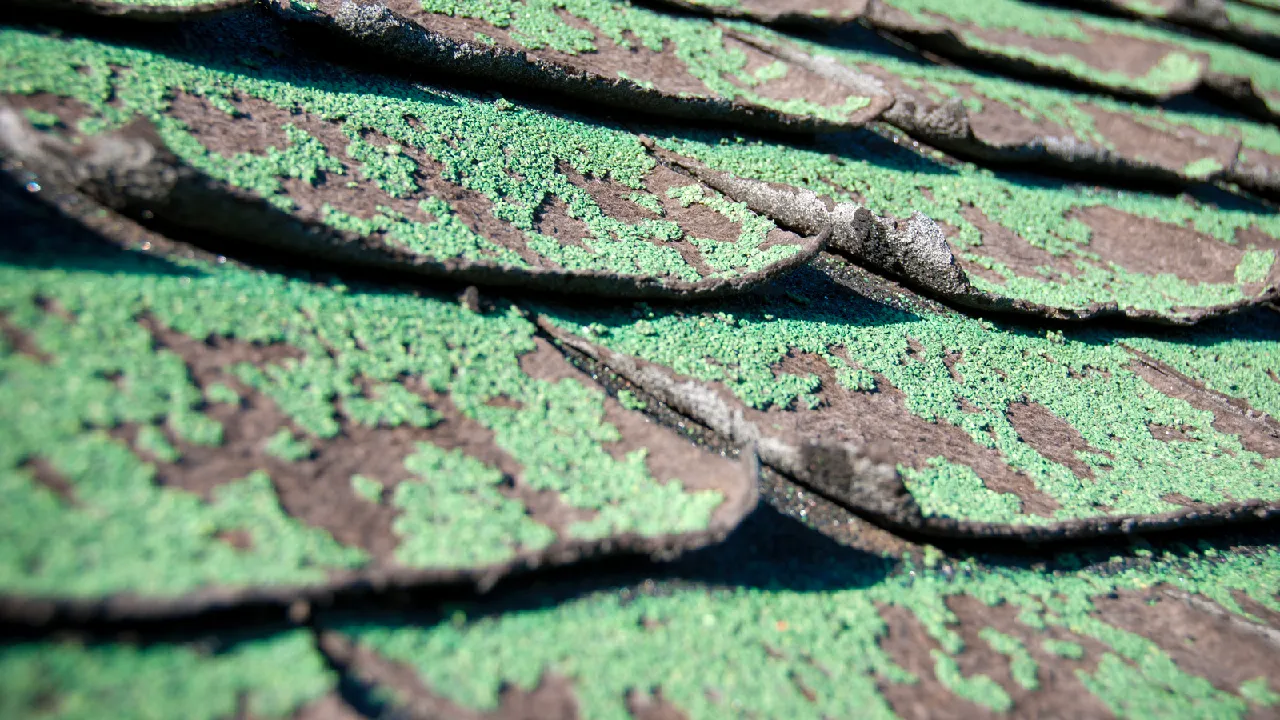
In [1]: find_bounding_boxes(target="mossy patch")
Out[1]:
[652,125,1280,320]
[329,537,1280,718]
[0,630,335,720]
[0,24,815,295]
[539,256,1280,524]
[0,196,746,604]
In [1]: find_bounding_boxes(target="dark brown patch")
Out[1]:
[1006,400,1108,480]
[768,351,1061,517]
[958,205,1080,283]
[21,457,77,505]
[1127,350,1280,459]
[0,313,52,363]
[1093,589,1280,696]
[533,194,593,251]
[320,631,581,720]
[955,19,1201,91]
[214,528,255,551]
[1162,492,1209,507]
[290,693,368,720]
[1085,105,1239,175]
[1074,206,1268,285]
[875,604,1000,720]
[722,33,867,111]
[1148,422,1197,443]
[626,688,689,720]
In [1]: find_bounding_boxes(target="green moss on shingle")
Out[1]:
[540,261,1280,523]
[0,630,333,720]
[656,124,1279,315]
[335,543,1280,718]
[0,27,797,285]
[0,214,730,597]
[393,444,555,568]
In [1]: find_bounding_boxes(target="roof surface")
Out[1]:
[1,0,1279,718]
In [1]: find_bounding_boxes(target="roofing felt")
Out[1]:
[1,0,1279,716]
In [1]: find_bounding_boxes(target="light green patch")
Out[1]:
[264,428,312,461]
[979,627,1038,689]
[616,389,646,410]
[392,444,555,568]
[1240,677,1280,706]
[21,107,60,129]
[1182,157,1224,179]
[901,458,1025,524]
[932,649,1012,712]
[136,424,180,463]
[1234,249,1275,284]
[351,474,385,504]
[0,630,333,720]
[626,191,664,215]
[204,382,240,405]
[1043,637,1085,659]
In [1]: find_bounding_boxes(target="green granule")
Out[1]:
[0,27,795,285]
[135,424,180,463]
[391,444,556,568]
[0,630,333,720]
[932,650,1013,711]
[616,389,646,410]
[1234,249,1275,284]
[1042,638,1085,659]
[351,474,385,504]
[1181,158,1224,179]
[21,107,60,129]
[627,192,664,215]
[540,261,1280,524]
[204,382,240,405]
[336,542,1280,718]
[264,428,312,461]
[979,627,1039,689]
